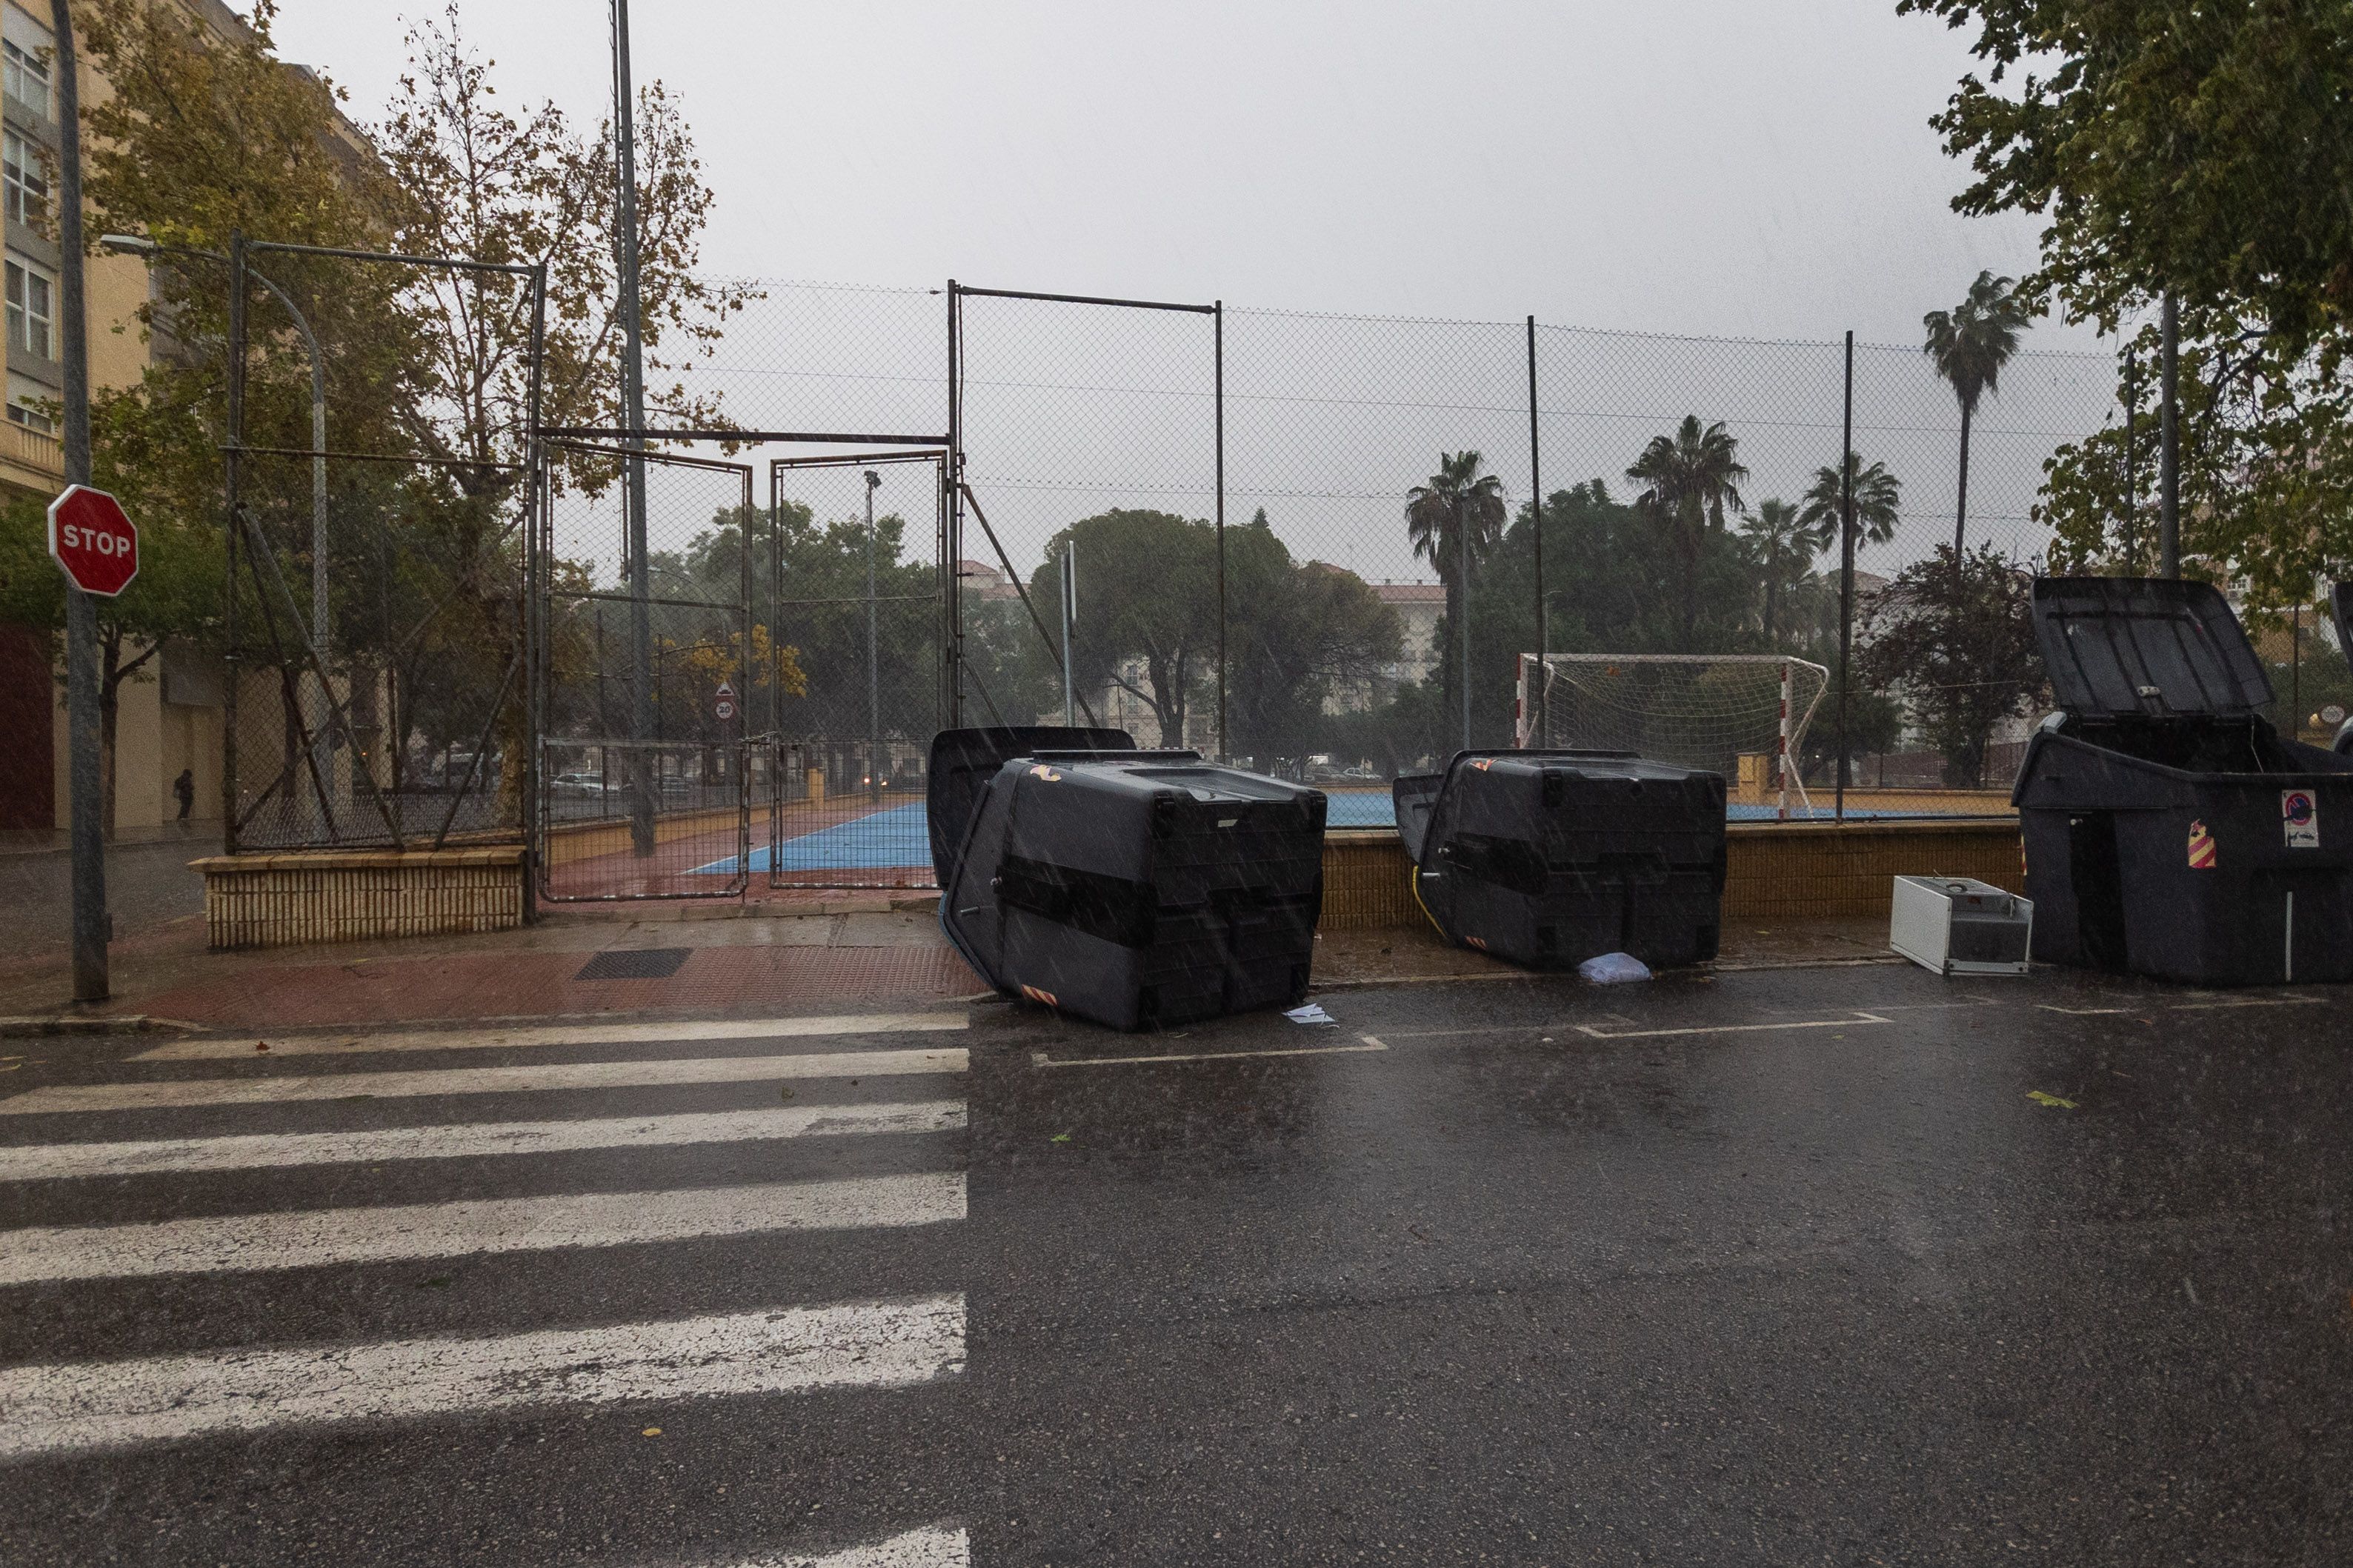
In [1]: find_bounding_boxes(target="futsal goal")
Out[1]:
[1516,653,1832,819]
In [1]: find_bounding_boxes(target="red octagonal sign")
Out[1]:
[48,484,138,597]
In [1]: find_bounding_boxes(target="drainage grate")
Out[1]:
[573,947,693,981]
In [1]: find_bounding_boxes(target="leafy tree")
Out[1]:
[1922,270,2034,558]
[379,7,755,482]
[1900,1,2353,598]
[1217,512,1400,760]
[1405,450,1506,742]
[1737,498,1826,645]
[1797,453,1903,548]
[1855,543,2046,787]
[1032,510,1217,747]
[1625,416,1748,648]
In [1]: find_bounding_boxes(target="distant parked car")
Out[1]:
[550,772,610,800]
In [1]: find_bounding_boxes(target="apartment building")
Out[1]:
[0,0,327,837]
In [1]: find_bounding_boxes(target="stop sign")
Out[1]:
[48,485,138,597]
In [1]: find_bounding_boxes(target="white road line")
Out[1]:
[0,1047,968,1117]
[1030,1040,1389,1068]
[1572,1012,1892,1041]
[0,1102,967,1183]
[138,1013,968,1062]
[0,1172,965,1286]
[2037,1005,2131,1016]
[0,1294,964,1463]
[707,1524,971,1568]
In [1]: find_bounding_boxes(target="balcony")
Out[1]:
[0,414,61,491]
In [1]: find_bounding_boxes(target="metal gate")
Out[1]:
[532,442,756,901]
[763,451,950,890]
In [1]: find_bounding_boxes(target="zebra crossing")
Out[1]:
[0,1010,978,1567]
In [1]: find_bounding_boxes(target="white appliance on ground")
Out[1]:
[1889,875,2034,976]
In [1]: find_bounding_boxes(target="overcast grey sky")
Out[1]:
[268,0,2090,350]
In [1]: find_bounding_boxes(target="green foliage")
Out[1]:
[1798,453,1902,547]
[1903,0,2353,594]
[1855,544,2046,787]
[1625,416,1749,648]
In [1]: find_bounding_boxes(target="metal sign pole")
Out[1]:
[53,0,104,1001]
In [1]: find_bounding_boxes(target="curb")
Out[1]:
[0,1012,202,1036]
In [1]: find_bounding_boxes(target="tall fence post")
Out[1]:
[1526,315,1544,747]
[2122,345,2138,568]
[224,231,248,854]
[1834,330,1855,822]
[945,280,963,728]
[2159,293,2180,578]
[521,261,548,922]
[1214,300,1227,762]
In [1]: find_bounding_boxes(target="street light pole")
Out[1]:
[865,470,881,804]
[610,0,655,857]
[53,0,103,1002]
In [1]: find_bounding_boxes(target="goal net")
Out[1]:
[1517,653,1831,818]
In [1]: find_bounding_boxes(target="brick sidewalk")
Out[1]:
[0,901,1898,1032]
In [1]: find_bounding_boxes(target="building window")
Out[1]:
[2,40,47,120]
[7,256,54,359]
[3,128,43,225]
[5,396,50,433]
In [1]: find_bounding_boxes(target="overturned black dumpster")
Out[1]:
[1395,750,1725,970]
[2014,576,2353,984]
[927,728,1328,1030]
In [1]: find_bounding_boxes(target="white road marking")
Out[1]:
[1573,1012,1892,1041]
[138,1013,968,1062]
[0,1047,968,1116]
[0,1102,967,1182]
[0,1172,965,1285]
[1030,1040,1389,1068]
[2037,1005,2131,1016]
[0,1294,964,1462]
[702,1524,971,1568]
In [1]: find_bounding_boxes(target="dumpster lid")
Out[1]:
[924,726,1135,886]
[2334,582,2353,672]
[2032,576,2274,719]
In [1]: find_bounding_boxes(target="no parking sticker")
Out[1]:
[2283,789,2320,849]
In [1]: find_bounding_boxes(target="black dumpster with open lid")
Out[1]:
[2013,576,2353,984]
[928,728,1328,1030]
[2332,582,2353,755]
[1395,749,1725,970]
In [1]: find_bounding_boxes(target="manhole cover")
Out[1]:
[573,947,692,981]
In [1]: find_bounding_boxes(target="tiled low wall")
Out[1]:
[193,847,526,950]
[1317,819,2025,931]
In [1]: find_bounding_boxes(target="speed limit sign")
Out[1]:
[713,681,736,721]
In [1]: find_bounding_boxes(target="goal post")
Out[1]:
[1516,653,1832,819]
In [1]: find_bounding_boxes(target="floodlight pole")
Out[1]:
[1059,542,1074,725]
[611,0,655,855]
[53,0,104,1001]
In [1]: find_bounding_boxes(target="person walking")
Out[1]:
[173,767,195,827]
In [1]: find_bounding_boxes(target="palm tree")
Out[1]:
[1625,415,1748,649]
[1923,271,2034,558]
[1738,499,1826,645]
[1405,450,1508,748]
[1797,453,1903,548]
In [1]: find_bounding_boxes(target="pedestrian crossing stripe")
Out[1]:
[0,1295,965,1461]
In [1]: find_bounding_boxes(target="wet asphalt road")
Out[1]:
[1,962,2349,1565]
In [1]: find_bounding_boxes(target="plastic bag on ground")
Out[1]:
[1577,952,1653,985]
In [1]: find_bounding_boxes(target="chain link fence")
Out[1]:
[222,244,542,855]
[666,281,2118,876]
